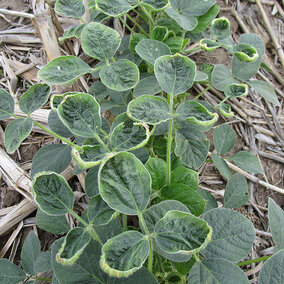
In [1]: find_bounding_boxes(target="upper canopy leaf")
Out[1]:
[170,0,216,16]
[96,0,138,16]
[0,89,14,120]
[55,0,85,18]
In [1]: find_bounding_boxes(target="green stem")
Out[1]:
[118,16,136,34]
[123,214,127,232]
[140,6,154,31]
[100,128,109,137]
[125,13,148,36]
[194,85,211,100]
[148,239,153,272]
[33,277,53,281]
[33,121,81,151]
[183,46,201,54]
[93,65,104,73]
[111,56,116,63]
[237,255,271,266]
[94,134,110,153]
[167,94,174,185]
[217,97,228,107]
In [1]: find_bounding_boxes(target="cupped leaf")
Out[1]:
[154,210,212,254]
[210,17,231,40]
[32,172,74,216]
[133,76,162,98]
[99,59,139,91]
[213,124,237,155]
[55,0,85,18]
[57,227,91,265]
[135,39,171,65]
[128,95,171,125]
[228,151,263,174]
[0,89,14,120]
[202,208,255,262]
[175,125,209,170]
[48,110,73,138]
[4,118,33,154]
[218,103,234,117]
[100,231,149,277]
[171,166,198,191]
[268,198,284,250]
[154,54,196,95]
[247,79,280,107]
[145,158,168,190]
[38,56,92,85]
[224,83,248,98]
[0,259,26,284]
[21,231,41,275]
[150,26,168,41]
[31,144,72,178]
[234,43,258,62]
[96,0,138,16]
[188,258,249,284]
[99,152,151,215]
[59,24,86,41]
[211,152,233,179]
[161,183,206,216]
[200,38,221,52]
[177,101,218,126]
[81,22,121,61]
[258,249,284,284]
[224,173,248,208]
[58,93,101,138]
[129,33,147,53]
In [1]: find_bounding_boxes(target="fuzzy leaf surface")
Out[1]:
[211,152,233,179]
[0,89,14,120]
[55,0,85,18]
[133,76,162,98]
[0,259,26,284]
[48,111,73,138]
[96,0,138,16]
[145,158,167,190]
[171,166,198,190]
[211,64,238,91]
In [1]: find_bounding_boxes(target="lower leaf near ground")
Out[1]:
[0,259,26,284]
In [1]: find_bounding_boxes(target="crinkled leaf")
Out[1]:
[202,208,255,262]
[128,95,171,125]
[224,83,248,98]
[142,0,168,10]
[81,22,121,61]
[58,93,101,137]
[0,89,14,120]
[33,251,52,273]
[55,0,85,18]
[100,59,139,91]
[268,198,284,250]
[0,259,26,284]
[4,118,33,154]
[171,166,198,190]
[133,75,162,98]
[219,103,234,117]
[100,231,149,277]
[96,0,138,16]
[59,24,86,41]
[85,166,99,198]
[213,124,237,155]
[154,210,212,254]
[188,258,249,284]
[135,39,171,65]
[210,17,231,40]
[145,158,167,190]
[200,38,221,52]
[228,151,263,174]
[32,172,74,216]
[99,152,151,215]
[31,144,72,178]
[234,43,258,62]
[38,56,92,85]
[154,54,196,95]
[224,173,248,208]
[48,110,73,138]
[164,36,184,53]
[211,152,233,179]
[21,231,41,275]
[211,64,238,91]
[162,183,206,216]
[150,26,168,41]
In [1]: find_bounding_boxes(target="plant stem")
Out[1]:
[33,121,81,151]
[148,239,153,272]
[140,6,154,31]
[94,134,110,152]
[237,255,271,266]
[138,211,150,236]
[194,85,211,100]
[217,97,228,107]
[122,214,127,232]
[118,16,136,34]
[125,13,148,36]
[183,46,201,54]
[167,94,174,185]
[100,128,109,137]
[33,277,53,281]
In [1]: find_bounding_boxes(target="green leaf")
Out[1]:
[4,118,33,154]
[57,227,91,265]
[33,251,52,273]
[87,195,116,226]
[247,79,280,107]
[129,33,147,53]
[177,101,218,126]
[110,121,149,152]
[0,259,26,284]
[154,54,196,95]
[58,93,101,138]
[234,43,259,62]
[162,183,206,216]
[164,36,184,53]
[89,8,109,22]
[128,95,171,125]
[48,110,73,138]
[31,144,72,178]
[175,126,209,170]
[99,152,151,215]
[228,151,263,174]
[85,166,99,198]
[142,0,168,10]
[133,76,162,98]
[170,0,216,16]
[0,89,14,120]
[32,172,74,216]
[99,59,139,91]
[21,231,41,275]
[195,71,208,82]
[154,210,212,254]
[210,17,231,40]
[145,158,167,190]
[200,38,221,52]
[150,26,168,41]
[55,0,85,18]
[36,208,70,234]
[135,39,171,65]
[96,0,138,16]
[100,231,149,277]
[81,22,121,61]
[211,152,233,179]
[188,258,249,284]
[202,208,255,262]
[211,64,238,91]
[219,103,234,117]
[268,198,284,250]
[213,124,237,155]
[59,24,86,41]
[224,173,248,208]
[171,166,198,191]
[225,83,248,98]
[38,56,92,85]
[196,188,218,213]
[258,249,284,284]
